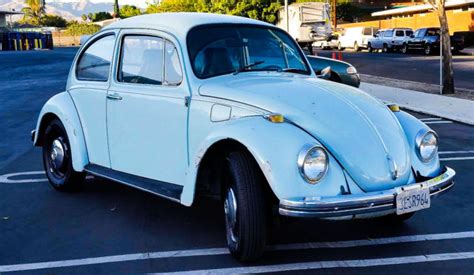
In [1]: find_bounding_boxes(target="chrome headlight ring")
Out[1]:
[297,144,329,184]
[415,129,438,163]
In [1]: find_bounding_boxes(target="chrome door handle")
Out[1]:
[107,93,122,101]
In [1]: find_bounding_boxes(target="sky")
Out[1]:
[45,0,154,8]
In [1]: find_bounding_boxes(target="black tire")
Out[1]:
[367,43,373,53]
[382,43,389,53]
[224,151,266,261]
[424,44,432,55]
[354,42,359,52]
[43,119,86,191]
[401,43,408,54]
[337,42,344,51]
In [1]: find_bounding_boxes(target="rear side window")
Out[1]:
[76,35,115,82]
[395,30,404,37]
[384,30,393,37]
[119,35,164,85]
[406,30,413,36]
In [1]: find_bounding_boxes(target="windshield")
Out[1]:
[187,24,311,79]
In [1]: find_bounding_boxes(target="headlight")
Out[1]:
[346,66,357,74]
[416,130,438,162]
[298,145,329,184]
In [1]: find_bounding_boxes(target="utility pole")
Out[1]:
[331,0,337,29]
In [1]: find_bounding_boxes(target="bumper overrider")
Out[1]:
[279,166,455,218]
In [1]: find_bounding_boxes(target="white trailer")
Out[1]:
[276,2,332,49]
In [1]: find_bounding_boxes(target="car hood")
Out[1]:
[199,73,412,192]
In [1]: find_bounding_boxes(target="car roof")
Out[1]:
[103,12,272,39]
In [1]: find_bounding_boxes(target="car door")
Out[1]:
[68,31,117,168]
[106,30,189,185]
[413,29,426,49]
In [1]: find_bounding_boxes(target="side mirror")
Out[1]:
[373,34,378,38]
[317,66,331,80]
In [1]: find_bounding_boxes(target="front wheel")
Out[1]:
[224,151,266,261]
[43,119,86,191]
[424,44,432,55]
[382,44,389,53]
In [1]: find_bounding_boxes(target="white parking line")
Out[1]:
[1,231,474,273]
[424,121,453,125]
[0,171,47,183]
[440,157,474,161]
[163,251,474,274]
[439,150,474,155]
[420,118,442,121]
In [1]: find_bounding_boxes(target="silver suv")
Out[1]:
[368,28,413,53]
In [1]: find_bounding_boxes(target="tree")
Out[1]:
[81,14,88,22]
[120,5,142,18]
[40,14,67,27]
[21,0,46,25]
[146,0,282,24]
[113,0,120,18]
[426,0,454,94]
[91,11,113,22]
[65,21,101,36]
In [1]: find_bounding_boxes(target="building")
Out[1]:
[0,9,23,30]
[339,0,474,34]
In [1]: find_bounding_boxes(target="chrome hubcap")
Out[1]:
[224,187,238,243]
[50,138,65,169]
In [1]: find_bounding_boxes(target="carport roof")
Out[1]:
[372,0,474,17]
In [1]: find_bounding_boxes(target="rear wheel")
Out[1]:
[367,43,373,53]
[337,42,344,51]
[42,119,86,191]
[354,42,359,52]
[401,43,408,54]
[224,151,267,261]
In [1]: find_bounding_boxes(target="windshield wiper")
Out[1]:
[279,68,308,74]
[233,61,265,75]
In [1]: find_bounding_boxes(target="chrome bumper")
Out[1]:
[279,166,455,218]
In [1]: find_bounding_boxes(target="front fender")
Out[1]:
[181,116,348,206]
[394,111,440,177]
[34,92,88,172]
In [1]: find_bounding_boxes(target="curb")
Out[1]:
[360,82,474,126]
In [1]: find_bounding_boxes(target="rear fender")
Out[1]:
[34,92,88,172]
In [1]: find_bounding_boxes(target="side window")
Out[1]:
[119,35,164,85]
[164,40,183,85]
[417,29,426,38]
[384,30,393,37]
[76,34,115,82]
[395,30,404,37]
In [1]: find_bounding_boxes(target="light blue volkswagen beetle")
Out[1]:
[32,13,455,261]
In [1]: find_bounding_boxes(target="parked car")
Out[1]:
[32,13,455,261]
[306,55,360,87]
[401,27,465,55]
[337,26,379,51]
[367,28,413,53]
[314,34,339,50]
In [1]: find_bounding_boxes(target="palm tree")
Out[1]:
[113,0,120,18]
[22,0,46,25]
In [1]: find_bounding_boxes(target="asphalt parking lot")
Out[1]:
[1,48,474,274]
[313,48,474,91]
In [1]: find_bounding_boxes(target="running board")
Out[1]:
[84,164,182,203]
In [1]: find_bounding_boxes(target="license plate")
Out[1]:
[396,187,430,215]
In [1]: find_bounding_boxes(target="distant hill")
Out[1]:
[0,0,114,20]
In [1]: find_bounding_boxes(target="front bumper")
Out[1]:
[279,166,455,218]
